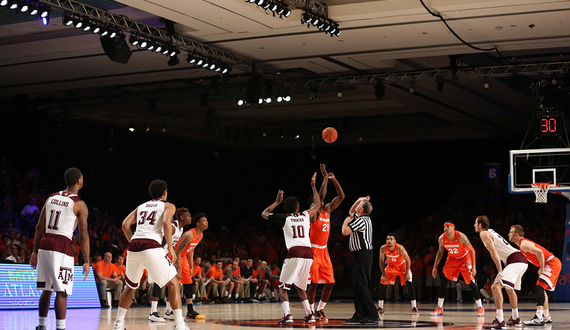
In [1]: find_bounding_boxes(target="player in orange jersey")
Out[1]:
[307,164,344,321]
[174,213,208,320]
[509,224,561,326]
[431,221,484,317]
[378,234,418,315]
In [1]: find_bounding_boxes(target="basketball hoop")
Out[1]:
[531,182,551,203]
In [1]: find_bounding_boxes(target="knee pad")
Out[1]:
[535,285,546,306]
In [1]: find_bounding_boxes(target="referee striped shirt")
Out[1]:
[348,215,373,251]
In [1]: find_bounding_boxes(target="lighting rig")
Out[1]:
[186,53,231,74]
[62,11,120,38]
[1,0,51,25]
[129,34,179,58]
[245,0,291,18]
[301,11,340,36]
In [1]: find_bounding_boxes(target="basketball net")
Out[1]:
[531,182,551,203]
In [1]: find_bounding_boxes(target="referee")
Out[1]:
[342,196,379,324]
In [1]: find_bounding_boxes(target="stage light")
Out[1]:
[62,12,73,26]
[0,0,8,7]
[237,99,245,106]
[9,2,17,10]
[20,2,28,12]
[265,97,272,103]
[436,77,444,92]
[409,84,415,94]
[283,95,291,102]
[301,11,342,37]
[140,40,148,48]
[168,55,180,66]
[109,31,117,38]
[39,5,49,18]
[276,96,283,102]
[41,16,49,25]
[129,35,139,46]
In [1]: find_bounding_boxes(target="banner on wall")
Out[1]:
[0,263,100,310]
[553,205,570,301]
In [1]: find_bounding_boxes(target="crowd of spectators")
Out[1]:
[1,157,567,306]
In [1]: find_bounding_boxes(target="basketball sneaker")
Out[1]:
[412,307,419,314]
[377,307,384,315]
[174,322,191,330]
[164,311,175,320]
[477,306,485,317]
[278,314,293,325]
[149,312,165,322]
[482,318,506,329]
[431,307,443,316]
[36,327,47,330]
[186,310,205,319]
[302,313,316,324]
[544,315,552,323]
[506,317,522,326]
[315,310,328,321]
[523,315,544,326]
[113,320,125,330]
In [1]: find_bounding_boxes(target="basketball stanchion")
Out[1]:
[531,182,551,203]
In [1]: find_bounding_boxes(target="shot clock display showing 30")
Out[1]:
[535,108,562,136]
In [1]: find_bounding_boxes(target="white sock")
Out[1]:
[174,309,184,324]
[150,300,158,314]
[513,308,519,319]
[192,294,196,300]
[235,294,239,299]
[39,317,47,327]
[116,307,127,322]
[302,300,311,315]
[282,301,290,315]
[537,310,543,320]
[545,309,550,317]
[310,303,314,311]
[165,301,172,313]
[411,300,417,308]
[317,300,327,311]
[475,299,483,308]
[497,309,504,322]
[56,319,65,330]
[438,298,445,308]
[378,300,384,308]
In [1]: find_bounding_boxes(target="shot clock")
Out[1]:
[535,108,562,136]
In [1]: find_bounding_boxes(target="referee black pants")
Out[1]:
[351,249,377,320]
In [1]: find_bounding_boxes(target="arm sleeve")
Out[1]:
[267,213,287,226]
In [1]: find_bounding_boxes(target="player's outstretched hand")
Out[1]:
[30,252,38,269]
[276,190,284,204]
[328,172,335,180]
[83,262,90,281]
[320,164,327,177]
[311,172,317,186]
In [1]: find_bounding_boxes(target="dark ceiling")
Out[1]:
[1,0,570,149]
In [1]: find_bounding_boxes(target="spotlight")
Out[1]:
[309,86,318,100]
[20,2,28,12]
[129,35,139,46]
[129,124,135,132]
[277,96,283,102]
[9,1,17,10]
[337,91,343,98]
[0,0,8,7]
[92,26,101,34]
[109,31,117,38]
[62,12,73,26]
[140,40,148,48]
[436,77,444,92]
[39,6,50,18]
[186,53,196,64]
[283,95,291,102]
[168,55,180,66]
[483,81,490,89]
[409,84,415,94]
[265,97,272,103]
[29,4,39,16]
[41,16,49,25]
[237,99,245,106]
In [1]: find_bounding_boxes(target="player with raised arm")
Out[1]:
[431,221,484,317]
[475,216,528,329]
[307,164,344,321]
[509,224,561,326]
[261,173,321,325]
[31,167,90,330]
[378,233,418,315]
[112,180,189,330]
[174,212,208,320]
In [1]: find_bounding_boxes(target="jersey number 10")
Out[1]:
[291,225,306,238]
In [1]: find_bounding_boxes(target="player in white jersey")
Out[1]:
[30,167,90,330]
[261,173,321,325]
[475,216,528,329]
[113,180,189,330]
[150,207,191,322]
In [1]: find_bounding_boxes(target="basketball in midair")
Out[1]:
[322,127,338,143]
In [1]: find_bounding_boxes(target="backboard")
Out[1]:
[509,148,570,194]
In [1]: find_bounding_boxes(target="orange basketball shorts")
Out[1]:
[381,263,411,286]
[537,257,561,291]
[443,254,474,283]
[309,248,335,284]
[179,255,193,284]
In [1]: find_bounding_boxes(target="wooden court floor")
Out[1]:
[1,300,569,330]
